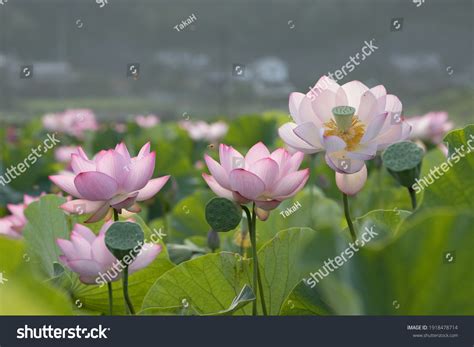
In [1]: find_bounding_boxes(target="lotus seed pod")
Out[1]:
[382,141,424,188]
[205,197,242,232]
[105,222,144,261]
[332,106,355,132]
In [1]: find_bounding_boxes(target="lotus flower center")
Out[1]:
[324,106,366,151]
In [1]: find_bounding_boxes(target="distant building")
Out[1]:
[250,56,294,97]
[0,53,78,87]
[27,62,78,82]
[390,53,442,73]
[153,50,210,70]
[253,56,289,84]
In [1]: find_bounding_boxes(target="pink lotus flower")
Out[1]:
[134,114,160,128]
[42,109,99,139]
[57,222,161,284]
[279,76,411,174]
[180,121,228,142]
[50,142,170,223]
[0,194,41,239]
[335,165,367,196]
[407,111,453,144]
[202,142,309,210]
[55,146,81,163]
[114,123,127,133]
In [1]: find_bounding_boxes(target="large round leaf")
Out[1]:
[349,208,474,314]
[280,209,474,315]
[141,252,253,315]
[23,195,70,278]
[342,209,411,249]
[422,125,474,209]
[279,277,361,315]
[257,227,343,315]
[0,237,73,315]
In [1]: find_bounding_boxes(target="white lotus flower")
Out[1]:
[279,76,411,173]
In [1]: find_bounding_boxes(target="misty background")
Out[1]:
[0,0,472,124]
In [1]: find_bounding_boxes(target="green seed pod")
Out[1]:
[205,197,242,232]
[382,141,424,188]
[332,106,355,131]
[105,222,145,262]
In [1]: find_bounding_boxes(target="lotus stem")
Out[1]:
[112,208,134,315]
[122,265,135,315]
[107,282,113,315]
[242,204,268,316]
[113,208,119,222]
[408,187,417,210]
[342,193,357,242]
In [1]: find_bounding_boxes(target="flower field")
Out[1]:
[0,78,473,316]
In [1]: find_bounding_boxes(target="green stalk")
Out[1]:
[112,208,134,315]
[108,209,120,315]
[107,282,113,315]
[242,204,268,316]
[251,205,267,316]
[408,187,417,210]
[113,208,119,222]
[242,206,257,316]
[122,266,135,315]
[342,193,357,242]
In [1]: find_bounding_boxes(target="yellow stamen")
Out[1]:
[323,116,365,151]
